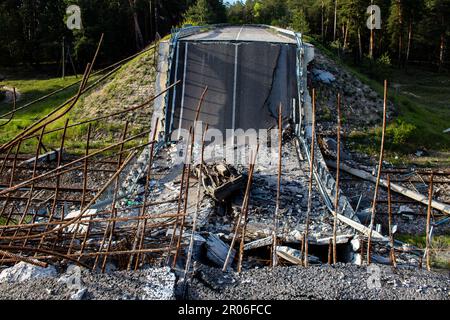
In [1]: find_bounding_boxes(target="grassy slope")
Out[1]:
[396,234,450,269]
[306,36,450,167]
[0,48,155,154]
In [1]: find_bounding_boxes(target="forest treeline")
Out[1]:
[0,0,448,72]
[226,0,449,71]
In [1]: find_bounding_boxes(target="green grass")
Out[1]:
[396,234,450,269]
[0,47,155,155]
[0,75,83,153]
[307,37,450,166]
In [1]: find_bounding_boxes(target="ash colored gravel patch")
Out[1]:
[0,267,175,300]
[187,264,450,300]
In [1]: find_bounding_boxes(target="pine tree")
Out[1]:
[183,0,226,25]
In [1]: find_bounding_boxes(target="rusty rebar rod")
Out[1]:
[0,44,157,121]
[304,88,316,267]
[223,144,259,272]
[0,249,48,268]
[183,124,209,280]
[333,93,341,264]
[0,130,152,196]
[167,158,188,267]
[237,144,259,273]
[426,173,434,271]
[0,140,22,237]
[0,145,13,175]
[96,121,129,272]
[272,104,283,268]
[0,212,185,234]
[172,129,194,269]
[133,119,160,270]
[0,87,16,128]
[18,81,180,143]
[387,175,397,268]
[367,80,388,265]
[42,119,70,251]
[328,239,332,265]
[0,64,91,153]
[172,87,208,268]
[0,150,139,241]
[0,245,89,269]
[81,124,92,211]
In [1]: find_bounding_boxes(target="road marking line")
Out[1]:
[236,26,244,41]
[232,44,239,132]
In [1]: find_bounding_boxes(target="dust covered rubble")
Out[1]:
[0,263,176,300]
[0,262,57,284]
[311,49,396,133]
[187,264,450,300]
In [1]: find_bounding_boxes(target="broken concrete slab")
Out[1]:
[243,236,273,251]
[312,68,336,84]
[205,234,235,267]
[311,234,353,245]
[320,137,350,160]
[276,246,320,265]
[141,267,176,300]
[0,262,57,284]
[19,148,63,167]
[63,209,97,233]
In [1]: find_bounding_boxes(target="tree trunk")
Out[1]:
[129,0,144,50]
[333,0,338,41]
[321,0,325,42]
[406,19,412,64]
[154,0,158,36]
[343,23,349,49]
[439,32,445,72]
[149,0,153,41]
[358,27,363,60]
[369,0,374,59]
[397,0,403,65]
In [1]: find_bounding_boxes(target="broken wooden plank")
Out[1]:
[19,148,63,166]
[326,161,450,216]
[310,234,353,245]
[276,246,320,265]
[337,213,387,241]
[243,236,273,251]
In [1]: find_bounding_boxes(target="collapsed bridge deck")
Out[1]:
[165,26,299,136]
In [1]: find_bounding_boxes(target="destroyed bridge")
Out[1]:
[0,25,446,277]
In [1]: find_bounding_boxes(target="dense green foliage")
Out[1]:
[227,0,450,70]
[1,0,447,70]
[0,0,199,68]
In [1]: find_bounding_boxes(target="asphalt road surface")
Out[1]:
[182,25,297,44]
[166,26,299,137]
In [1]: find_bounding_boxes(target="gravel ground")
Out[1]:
[1,263,447,300]
[0,267,176,300]
[187,264,450,300]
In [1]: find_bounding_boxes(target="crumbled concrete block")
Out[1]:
[0,262,57,284]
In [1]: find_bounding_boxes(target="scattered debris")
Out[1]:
[194,162,244,202]
[276,246,320,265]
[311,69,336,84]
[206,234,235,267]
[0,262,57,284]
[327,160,450,216]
